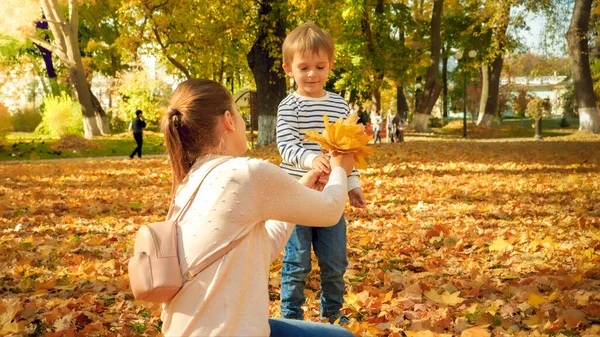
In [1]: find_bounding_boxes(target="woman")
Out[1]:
[160,79,355,337]
[371,110,383,144]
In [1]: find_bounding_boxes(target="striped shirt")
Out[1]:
[276,91,360,191]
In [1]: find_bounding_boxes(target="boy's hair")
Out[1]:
[135,110,143,116]
[282,22,334,65]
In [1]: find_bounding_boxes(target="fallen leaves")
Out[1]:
[304,113,374,169]
[1,139,600,336]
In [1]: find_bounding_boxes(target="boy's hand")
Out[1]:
[312,155,331,174]
[348,187,366,208]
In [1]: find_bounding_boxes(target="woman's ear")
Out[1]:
[222,111,236,132]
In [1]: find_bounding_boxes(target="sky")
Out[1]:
[515,11,569,57]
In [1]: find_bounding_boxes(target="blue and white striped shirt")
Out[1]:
[276,91,360,191]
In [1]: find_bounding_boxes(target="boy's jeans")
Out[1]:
[280,216,347,320]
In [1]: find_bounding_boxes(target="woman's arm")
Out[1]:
[250,160,348,228]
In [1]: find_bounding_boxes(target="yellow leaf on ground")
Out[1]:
[441,291,465,306]
[489,238,510,252]
[461,326,490,337]
[406,330,438,337]
[1,322,20,333]
[527,293,547,309]
[424,289,441,303]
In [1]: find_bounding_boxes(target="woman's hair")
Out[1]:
[161,79,233,190]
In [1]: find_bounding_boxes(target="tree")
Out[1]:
[31,0,109,138]
[411,0,443,132]
[477,1,511,127]
[566,0,600,133]
[247,0,288,146]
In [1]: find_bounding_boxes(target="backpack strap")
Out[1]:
[172,156,232,223]
[168,156,245,282]
[183,235,245,281]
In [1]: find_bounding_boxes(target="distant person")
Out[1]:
[386,109,395,143]
[371,110,382,144]
[129,109,146,159]
[356,106,367,125]
[348,103,357,115]
[392,112,404,143]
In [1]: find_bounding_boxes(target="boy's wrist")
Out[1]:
[304,153,319,170]
[348,176,360,192]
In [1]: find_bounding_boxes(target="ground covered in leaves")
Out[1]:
[1,136,600,337]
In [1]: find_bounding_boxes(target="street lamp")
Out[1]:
[455,50,477,138]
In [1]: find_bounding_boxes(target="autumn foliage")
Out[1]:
[1,138,600,337]
[305,113,374,169]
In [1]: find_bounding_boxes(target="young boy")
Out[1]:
[276,22,366,325]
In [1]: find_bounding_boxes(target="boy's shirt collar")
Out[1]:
[292,91,330,101]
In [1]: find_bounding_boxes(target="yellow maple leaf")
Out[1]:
[441,291,465,306]
[489,238,510,252]
[461,326,490,337]
[304,113,374,169]
[527,293,547,309]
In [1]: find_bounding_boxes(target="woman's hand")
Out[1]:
[299,169,329,191]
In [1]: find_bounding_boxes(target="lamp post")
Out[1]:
[454,50,477,138]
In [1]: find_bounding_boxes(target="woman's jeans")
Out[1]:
[280,216,347,320]
[269,318,354,337]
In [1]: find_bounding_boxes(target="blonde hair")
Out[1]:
[282,22,334,65]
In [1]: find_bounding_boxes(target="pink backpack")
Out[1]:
[128,157,242,303]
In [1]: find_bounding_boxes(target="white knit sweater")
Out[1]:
[160,155,348,336]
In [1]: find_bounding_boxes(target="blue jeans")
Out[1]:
[269,318,354,337]
[280,216,347,319]
[373,126,381,143]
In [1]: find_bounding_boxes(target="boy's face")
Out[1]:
[283,50,333,98]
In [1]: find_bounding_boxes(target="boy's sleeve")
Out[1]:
[276,101,318,170]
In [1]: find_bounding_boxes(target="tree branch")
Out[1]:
[28,36,74,68]
[151,26,191,79]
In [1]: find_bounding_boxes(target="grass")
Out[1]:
[428,117,580,139]
[0,132,166,161]
[1,130,261,161]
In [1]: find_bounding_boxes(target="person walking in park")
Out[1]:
[356,105,367,125]
[129,109,146,158]
[371,110,383,144]
[277,21,367,326]
[159,79,355,337]
[392,112,404,143]
[386,109,395,143]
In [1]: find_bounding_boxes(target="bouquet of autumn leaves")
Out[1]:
[304,113,374,170]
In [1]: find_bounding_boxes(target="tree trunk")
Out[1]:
[397,85,409,119]
[442,51,448,121]
[480,5,510,127]
[247,0,287,146]
[413,0,443,132]
[362,0,385,114]
[481,53,504,127]
[477,64,490,126]
[566,0,600,133]
[35,18,60,96]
